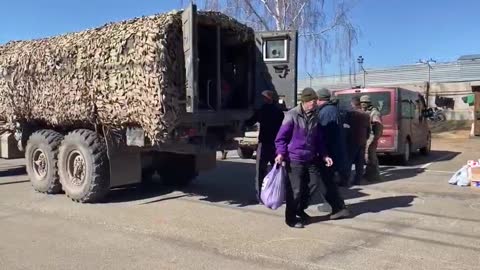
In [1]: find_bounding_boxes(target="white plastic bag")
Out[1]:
[448,165,469,186]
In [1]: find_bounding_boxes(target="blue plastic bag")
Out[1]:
[260,164,286,210]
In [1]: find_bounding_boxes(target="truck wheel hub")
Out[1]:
[33,149,48,178]
[67,151,86,186]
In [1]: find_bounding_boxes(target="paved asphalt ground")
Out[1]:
[1,137,480,270]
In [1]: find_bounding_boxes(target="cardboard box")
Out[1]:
[471,180,480,188]
[470,167,480,189]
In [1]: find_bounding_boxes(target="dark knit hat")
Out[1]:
[301,87,318,103]
[316,88,331,101]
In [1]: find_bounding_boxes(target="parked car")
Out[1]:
[335,87,431,164]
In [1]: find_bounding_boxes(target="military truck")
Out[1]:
[0,4,297,203]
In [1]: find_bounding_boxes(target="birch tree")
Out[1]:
[180,0,358,73]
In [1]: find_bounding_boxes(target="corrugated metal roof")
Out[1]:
[299,59,480,91]
[458,54,480,61]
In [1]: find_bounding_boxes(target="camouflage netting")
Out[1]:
[0,12,185,144]
[0,9,253,144]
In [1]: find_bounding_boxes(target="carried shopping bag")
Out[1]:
[260,164,286,210]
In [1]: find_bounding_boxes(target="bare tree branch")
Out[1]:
[243,0,271,30]
[260,0,281,30]
[300,11,342,37]
[178,0,358,74]
[274,0,283,30]
[288,1,307,30]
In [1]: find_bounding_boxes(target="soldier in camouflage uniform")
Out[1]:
[360,95,383,182]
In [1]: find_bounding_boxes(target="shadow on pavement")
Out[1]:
[354,149,461,185]
[186,161,371,207]
[309,195,416,224]
[380,150,460,166]
[348,195,416,218]
[104,160,258,205]
[183,160,258,207]
[0,180,30,186]
[106,160,370,206]
[339,187,369,201]
[0,166,26,177]
[379,166,425,182]
[106,181,178,204]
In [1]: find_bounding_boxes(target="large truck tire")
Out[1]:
[157,154,197,187]
[58,129,110,203]
[237,146,254,159]
[25,130,64,194]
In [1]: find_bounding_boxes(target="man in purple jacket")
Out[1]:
[275,88,348,228]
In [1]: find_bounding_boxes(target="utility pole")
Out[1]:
[418,58,437,107]
[357,56,366,88]
[306,72,313,88]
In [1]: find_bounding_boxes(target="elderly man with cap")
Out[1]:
[360,95,383,182]
[313,88,350,216]
[275,88,347,228]
[245,90,284,203]
[316,88,349,186]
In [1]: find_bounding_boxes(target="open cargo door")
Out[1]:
[255,31,298,109]
[182,3,199,113]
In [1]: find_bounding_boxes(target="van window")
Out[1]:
[401,100,414,118]
[337,92,391,115]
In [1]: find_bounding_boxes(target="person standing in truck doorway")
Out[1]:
[221,62,235,109]
[360,95,384,182]
[245,90,284,203]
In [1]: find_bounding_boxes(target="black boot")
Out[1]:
[298,210,312,224]
[286,218,305,229]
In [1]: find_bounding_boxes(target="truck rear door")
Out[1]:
[255,31,298,109]
[182,3,199,113]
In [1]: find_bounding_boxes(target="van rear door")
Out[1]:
[254,31,298,109]
[399,89,414,151]
[411,92,428,150]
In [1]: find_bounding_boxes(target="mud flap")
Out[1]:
[103,128,142,187]
[195,151,216,171]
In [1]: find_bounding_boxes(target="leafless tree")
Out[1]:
[180,0,358,74]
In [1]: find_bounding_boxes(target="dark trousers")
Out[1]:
[255,143,276,199]
[285,161,320,223]
[318,163,347,212]
[347,144,366,185]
